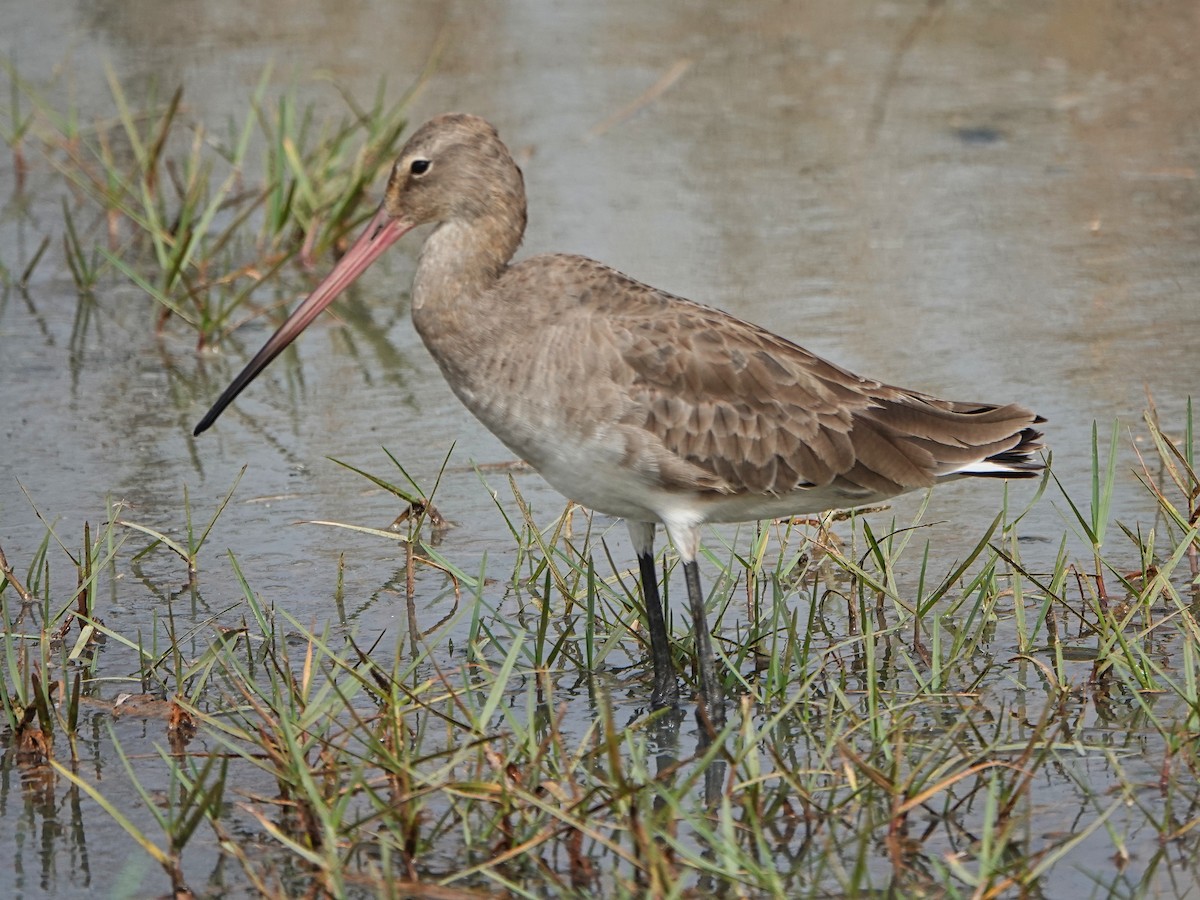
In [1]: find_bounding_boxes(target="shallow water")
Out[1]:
[2,0,1200,896]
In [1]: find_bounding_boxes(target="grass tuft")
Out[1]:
[6,59,415,349]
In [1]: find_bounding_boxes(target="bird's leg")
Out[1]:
[628,521,678,708]
[683,560,726,730]
[638,550,679,709]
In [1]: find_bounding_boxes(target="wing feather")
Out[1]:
[504,255,1042,501]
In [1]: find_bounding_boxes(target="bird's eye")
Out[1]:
[409,158,431,176]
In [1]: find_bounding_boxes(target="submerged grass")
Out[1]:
[2,407,1199,898]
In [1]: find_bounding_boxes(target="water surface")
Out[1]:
[2,1,1199,896]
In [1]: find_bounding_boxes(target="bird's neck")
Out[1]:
[412,212,522,312]
[410,213,526,399]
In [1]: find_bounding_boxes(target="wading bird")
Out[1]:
[195,113,1044,729]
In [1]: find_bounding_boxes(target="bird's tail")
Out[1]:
[958,420,1046,478]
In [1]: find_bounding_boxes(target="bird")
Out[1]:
[194,113,1044,730]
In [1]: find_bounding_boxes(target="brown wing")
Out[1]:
[562,262,1040,498]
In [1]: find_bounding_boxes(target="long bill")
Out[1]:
[193,206,412,436]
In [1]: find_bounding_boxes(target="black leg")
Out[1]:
[638,550,680,709]
[683,560,726,730]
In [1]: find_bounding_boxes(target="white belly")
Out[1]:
[503,424,890,526]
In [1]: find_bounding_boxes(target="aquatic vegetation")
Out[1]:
[2,60,416,349]
[1,407,1197,897]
